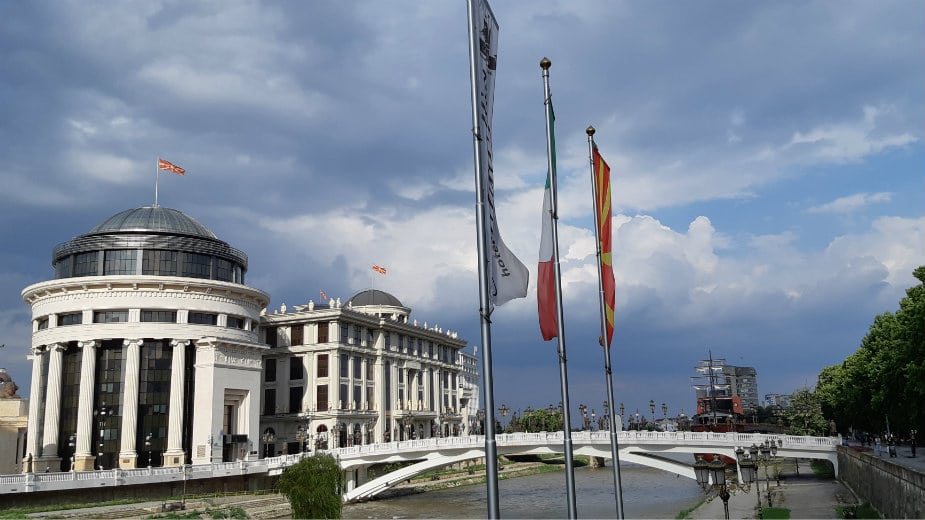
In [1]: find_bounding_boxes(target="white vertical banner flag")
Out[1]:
[472,0,529,307]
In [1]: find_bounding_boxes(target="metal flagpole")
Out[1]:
[540,57,578,519]
[154,158,160,207]
[587,127,626,518]
[467,0,501,516]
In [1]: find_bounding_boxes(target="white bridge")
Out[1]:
[328,430,840,502]
[0,431,840,503]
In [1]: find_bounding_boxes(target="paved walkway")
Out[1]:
[689,443,924,519]
[688,459,855,519]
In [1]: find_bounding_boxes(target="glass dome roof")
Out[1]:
[87,206,217,239]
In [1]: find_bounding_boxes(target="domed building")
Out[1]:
[259,288,469,457]
[21,206,269,471]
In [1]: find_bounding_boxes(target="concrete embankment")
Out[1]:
[838,444,925,519]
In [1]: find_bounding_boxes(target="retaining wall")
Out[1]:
[837,446,924,519]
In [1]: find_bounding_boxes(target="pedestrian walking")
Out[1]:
[875,436,882,457]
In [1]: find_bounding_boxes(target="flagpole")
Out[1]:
[467,0,502,516]
[154,158,160,207]
[541,57,578,519]
[587,127,626,518]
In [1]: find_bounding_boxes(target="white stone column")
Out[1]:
[40,343,66,464]
[330,351,341,409]
[374,356,386,442]
[360,357,369,409]
[24,346,45,471]
[303,354,314,412]
[74,340,98,470]
[164,339,189,465]
[119,339,142,468]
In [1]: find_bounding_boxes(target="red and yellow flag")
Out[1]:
[372,264,387,275]
[593,145,615,347]
[158,158,185,175]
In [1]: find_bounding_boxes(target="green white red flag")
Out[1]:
[537,102,557,341]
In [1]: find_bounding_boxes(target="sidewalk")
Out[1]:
[688,459,856,519]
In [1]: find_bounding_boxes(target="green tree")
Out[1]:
[785,388,828,436]
[277,453,343,519]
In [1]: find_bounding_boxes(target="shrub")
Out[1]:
[277,453,343,519]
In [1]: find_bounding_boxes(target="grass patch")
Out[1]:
[0,497,149,518]
[760,507,791,518]
[837,502,881,519]
[810,460,835,478]
[674,496,707,519]
[149,505,250,519]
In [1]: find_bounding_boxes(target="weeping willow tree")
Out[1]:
[278,453,343,519]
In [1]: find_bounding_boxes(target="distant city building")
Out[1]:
[20,206,473,473]
[691,357,760,413]
[764,393,791,408]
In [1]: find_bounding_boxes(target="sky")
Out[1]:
[0,0,922,426]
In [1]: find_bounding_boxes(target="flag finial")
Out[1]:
[586,126,596,137]
[540,57,551,70]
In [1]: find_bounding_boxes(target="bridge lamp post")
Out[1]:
[661,402,667,418]
[296,425,306,454]
[95,404,110,471]
[477,409,486,435]
[736,446,759,511]
[694,455,730,520]
[578,404,588,431]
[591,409,596,431]
[649,400,656,423]
[262,429,275,458]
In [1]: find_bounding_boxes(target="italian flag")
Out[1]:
[538,172,557,340]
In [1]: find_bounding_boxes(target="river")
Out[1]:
[343,464,703,519]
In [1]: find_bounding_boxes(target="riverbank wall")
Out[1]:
[837,446,924,519]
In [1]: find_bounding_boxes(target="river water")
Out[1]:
[343,464,703,519]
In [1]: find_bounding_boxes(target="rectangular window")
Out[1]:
[143,250,178,276]
[226,316,244,329]
[340,354,348,378]
[265,326,278,347]
[366,361,374,380]
[56,256,73,278]
[265,359,277,382]
[181,253,211,279]
[353,357,362,379]
[317,354,329,378]
[384,332,391,350]
[290,325,303,346]
[263,388,276,415]
[340,383,348,407]
[316,385,328,411]
[141,310,177,323]
[214,258,233,282]
[353,385,361,409]
[73,251,98,277]
[93,310,128,323]
[37,317,49,330]
[59,312,83,326]
[289,358,304,380]
[317,323,329,343]
[289,386,303,414]
[366,386,374,409]
[103,249,136,275]
[340,323,349,343]
[188,312,218,325]
[354,326,361,345]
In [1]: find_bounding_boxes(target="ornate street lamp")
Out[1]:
[296,425,306,454]
[68,434,76,472]
[649,400,656,422]
[144,433,152,468]
[661,402,668,418]
[694,455,730,519]
[736,446,759,511]
[477,409,486,435]
[578,403,589,431]
[94,404,110,470]
[262,429,275,458]
[591,409,596,431]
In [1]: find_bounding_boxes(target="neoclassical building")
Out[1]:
[20,206,474,473]
[258,290,468,456]
[21,207,270,471]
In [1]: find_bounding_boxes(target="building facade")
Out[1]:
[19,206,474,473]
[21,207,270,472]
[257,290,469,456]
